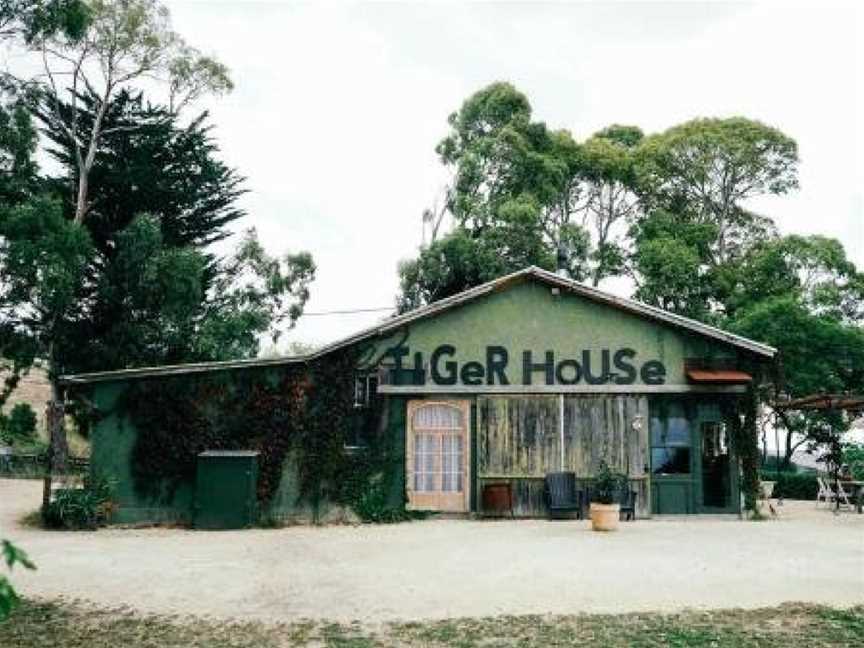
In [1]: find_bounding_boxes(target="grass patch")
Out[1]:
[0,599,862,647]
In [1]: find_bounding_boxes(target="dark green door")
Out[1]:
[650,401,695,514]
[696,405,739,514]
[194,451,259,529]
[650,399,740,514]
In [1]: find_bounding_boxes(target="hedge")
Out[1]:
[760,471,818,501]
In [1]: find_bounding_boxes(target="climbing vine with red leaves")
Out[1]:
[122,347,361,510]
[124,363,307,504]
[120,342,415,523]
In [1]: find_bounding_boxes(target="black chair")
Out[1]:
[619,489,637,521]
[544,472,582,519]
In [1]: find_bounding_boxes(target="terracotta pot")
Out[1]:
[590,502,620,532]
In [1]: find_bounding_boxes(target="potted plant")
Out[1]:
[590,461,627,532]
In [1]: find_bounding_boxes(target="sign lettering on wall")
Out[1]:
[388,345,666,386]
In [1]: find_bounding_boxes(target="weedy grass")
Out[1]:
[0,599,862,647]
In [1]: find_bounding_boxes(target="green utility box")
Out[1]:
[194,450,259,530]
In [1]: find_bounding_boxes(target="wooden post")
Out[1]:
[42,399,67,512]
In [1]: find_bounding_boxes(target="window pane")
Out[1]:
[354,377,366,406]
[414,404,463,429]
[441,434,463,492]
[666,418,691,446]
[414,433,437,491]
[651,416,691,447]
[650,416,664,446]
[652,447,691,475]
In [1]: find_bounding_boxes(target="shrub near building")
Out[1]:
[761,471,819,500]
[0,403,37,447]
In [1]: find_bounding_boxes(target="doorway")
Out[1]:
[405,400,471,512]
[650,399,739,514]
[700,420,736,512]
[650,401,694,514]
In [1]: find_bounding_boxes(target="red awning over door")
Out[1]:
[686,369,752,384]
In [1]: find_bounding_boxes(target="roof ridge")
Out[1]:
[62,265,775,384]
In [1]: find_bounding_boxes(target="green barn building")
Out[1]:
[62,267,776,526]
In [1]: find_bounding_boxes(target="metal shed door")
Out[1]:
[194,452,258,529]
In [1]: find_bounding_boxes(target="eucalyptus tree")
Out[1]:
[28,0,232,223]
[575,125,644,286]
[0,0,89,44]
[625,118,799,321]
[727,234,864,468]
[636,117,798,265]
[400,82,593,308]
[397,223,558,313]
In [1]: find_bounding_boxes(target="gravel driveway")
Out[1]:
[2,478,862,622]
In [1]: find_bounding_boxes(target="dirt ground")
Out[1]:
[1,479,862,623]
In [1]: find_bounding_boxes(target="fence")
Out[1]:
[0,452,89,479]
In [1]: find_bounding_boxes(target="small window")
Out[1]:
[353,373,379,408]
[652,447,691,475]
[650,403,692,475]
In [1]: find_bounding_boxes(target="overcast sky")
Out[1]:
[164,0,863,350]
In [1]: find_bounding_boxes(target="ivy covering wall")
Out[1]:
[121,347,410,522]
[721,386,762,515]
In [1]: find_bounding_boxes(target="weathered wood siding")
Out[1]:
[477,396,560,478]
[476,395,650,517]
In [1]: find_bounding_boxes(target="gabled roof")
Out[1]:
[60,266,775,385]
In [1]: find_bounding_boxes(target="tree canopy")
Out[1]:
[0,0,315,430]
[400,81,862,468]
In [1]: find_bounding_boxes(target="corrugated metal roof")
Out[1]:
[60,266,776,385]
[60,354,308,384]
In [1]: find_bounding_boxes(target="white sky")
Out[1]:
[163,0,863,350]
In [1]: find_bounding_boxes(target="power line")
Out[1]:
[299,306,396,317]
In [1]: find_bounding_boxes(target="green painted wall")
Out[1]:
[91,380,194,524]
[88,377,411,525]
[365,280,741,386]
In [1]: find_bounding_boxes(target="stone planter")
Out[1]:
[590,502,620,532]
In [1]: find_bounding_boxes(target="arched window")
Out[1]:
[413,403,463,430]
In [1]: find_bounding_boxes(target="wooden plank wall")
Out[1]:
[477,396,560,478]
[476,395,650,518]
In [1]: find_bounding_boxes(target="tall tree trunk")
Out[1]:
[74,170,89,223]
[42,344,68,514]
[74,83,112,224]
[784,429,795,469]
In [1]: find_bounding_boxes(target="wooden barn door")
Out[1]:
[406,400,471,512]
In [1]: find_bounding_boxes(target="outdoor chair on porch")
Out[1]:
[544,472,581,519]
[816,475,835,508]
[816,474,854,511]
[833,480,854,510]
[619,489,637,521]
